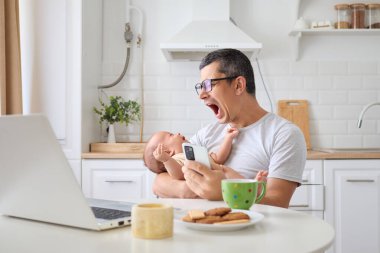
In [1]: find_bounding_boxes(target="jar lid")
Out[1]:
[335,4,350,10]
[350,3,366,8]
[367,3,380,9]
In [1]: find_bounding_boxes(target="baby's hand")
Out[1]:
[226,127,239,139]
[255,170,268,182]
[153,144,171,163]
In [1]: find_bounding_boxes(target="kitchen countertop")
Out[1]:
[306,149,380,159]
[82,148,380,160]
[82,152,143,159]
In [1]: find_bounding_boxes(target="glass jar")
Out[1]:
[335,4,351,29]
[350,3,366,29]
[366,4,380,29]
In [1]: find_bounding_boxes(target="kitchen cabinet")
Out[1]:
[324,159,380,253]
[289,160,324,219]
[81,159,157,201]
[289,0,380,60]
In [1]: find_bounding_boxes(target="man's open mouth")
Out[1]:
[207,103,220,116]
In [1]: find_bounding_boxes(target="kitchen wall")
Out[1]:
[90,0,380,148]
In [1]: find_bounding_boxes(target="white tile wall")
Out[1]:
[102,58,380,148]
[95,0,380,149]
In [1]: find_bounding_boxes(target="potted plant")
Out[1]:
[93,96,141,143]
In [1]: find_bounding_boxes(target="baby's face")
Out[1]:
[156,131,188,154]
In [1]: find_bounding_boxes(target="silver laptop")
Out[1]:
[0,114,133,230]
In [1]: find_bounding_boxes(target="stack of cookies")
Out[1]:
[181,207,250,224]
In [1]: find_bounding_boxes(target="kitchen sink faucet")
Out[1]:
[357,102,380,128]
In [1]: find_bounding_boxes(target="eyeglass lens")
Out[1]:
[195,79,211,95]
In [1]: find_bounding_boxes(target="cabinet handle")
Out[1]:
[289,204,309,208]
[105,180,134,183]
[302,179,309,183]
[346,179,375,183]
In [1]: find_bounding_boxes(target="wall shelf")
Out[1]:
[289,29,380,36]
[289,29,380,60]
[289,0,380,60]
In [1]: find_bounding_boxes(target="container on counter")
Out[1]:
[366,3,380,29]
[335,4,351,29]
[350,3,366,29]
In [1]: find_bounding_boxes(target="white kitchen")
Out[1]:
[0,0,379,252]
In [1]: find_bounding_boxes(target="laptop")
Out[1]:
[0,114,133,230]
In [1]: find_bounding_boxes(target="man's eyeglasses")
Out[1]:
[194,76,238,95]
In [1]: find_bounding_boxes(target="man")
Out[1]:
[153,49,306,208]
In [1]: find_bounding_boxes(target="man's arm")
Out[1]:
[183,160,297,208]
[152,172,199,198]
[258,177,297,208]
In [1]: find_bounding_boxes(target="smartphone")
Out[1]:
[182,143,211,168]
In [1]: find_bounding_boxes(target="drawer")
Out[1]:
[82,159,149,201]
[289,185,324,211]
[302,160,323,184]
[90,169,147,201]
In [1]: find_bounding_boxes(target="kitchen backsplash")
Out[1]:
[101,59,380,149]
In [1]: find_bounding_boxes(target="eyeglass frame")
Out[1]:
[194,76,239,95]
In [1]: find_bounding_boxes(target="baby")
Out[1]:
[143,128,239,180]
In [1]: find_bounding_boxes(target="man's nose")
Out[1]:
[198,89,208,99]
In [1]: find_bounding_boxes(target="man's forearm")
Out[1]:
[258,194,290,208]
[152,172,198,198]
[257,178,297,208]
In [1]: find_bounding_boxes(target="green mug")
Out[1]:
[221,179,266,210]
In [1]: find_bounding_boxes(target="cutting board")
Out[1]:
[277,100,311,150]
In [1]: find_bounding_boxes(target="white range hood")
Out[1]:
[160,0,262,61]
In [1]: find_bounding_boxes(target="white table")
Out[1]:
[0,199,334,253]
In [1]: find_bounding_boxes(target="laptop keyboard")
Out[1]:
[91,207,131,220]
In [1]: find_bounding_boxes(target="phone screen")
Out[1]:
[182,143,211,168]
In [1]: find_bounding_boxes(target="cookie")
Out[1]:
[188,210,205,220]
[195,215,224,224]
[181,214,195,223]
[204,207,231,216]
[214,219,250,225]
[222,212,250,221]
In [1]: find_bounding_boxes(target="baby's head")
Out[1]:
[143,131,188,174]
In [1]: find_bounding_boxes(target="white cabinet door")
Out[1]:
[325,160,380,253]
[82,159,154,201]
[289,160,324,218]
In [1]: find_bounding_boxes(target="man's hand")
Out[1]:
[153,144,170,163]
[182,159,226,200]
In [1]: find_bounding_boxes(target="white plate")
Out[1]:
[175,209,264,232]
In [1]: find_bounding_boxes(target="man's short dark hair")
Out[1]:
[199,48,256,95]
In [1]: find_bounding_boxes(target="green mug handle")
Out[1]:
[255,181,267,203]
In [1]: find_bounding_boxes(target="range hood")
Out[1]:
[160,0,262,61]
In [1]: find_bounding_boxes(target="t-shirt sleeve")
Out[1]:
[268,124,307,185]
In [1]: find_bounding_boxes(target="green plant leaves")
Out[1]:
[93,96,141,126]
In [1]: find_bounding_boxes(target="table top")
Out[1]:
[0,199,334,253]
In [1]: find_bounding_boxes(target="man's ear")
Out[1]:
[235,76,246,95]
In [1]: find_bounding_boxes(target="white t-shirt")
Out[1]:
[189,113,306,184]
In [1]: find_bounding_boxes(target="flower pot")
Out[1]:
[107,124,116,143]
